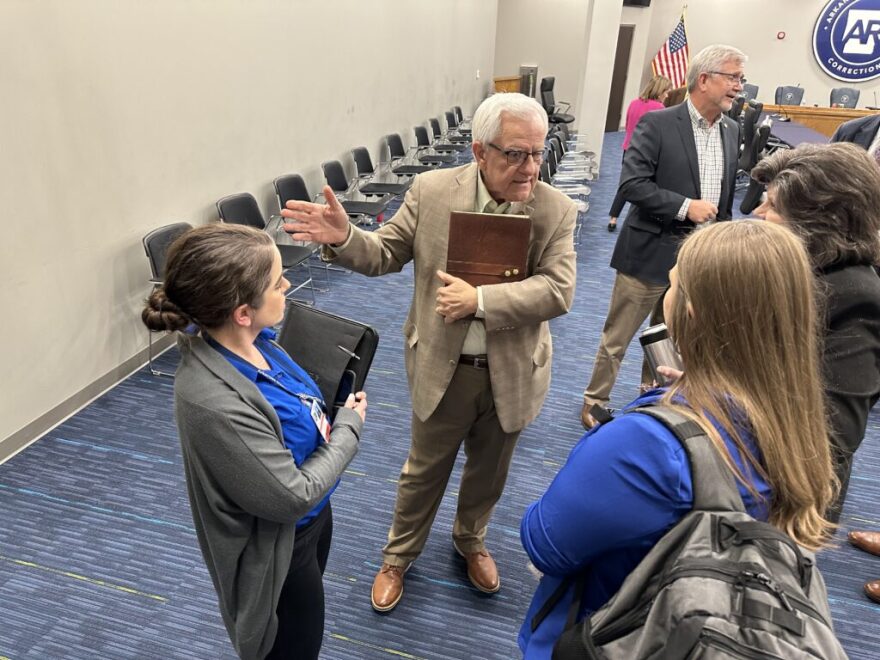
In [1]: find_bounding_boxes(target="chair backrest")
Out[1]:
[414,126,431,147]
[726,95,746,120]
[454,106,463,123]
[351,147,375,176]
[429,117,443,139]
[774,85,804,106]
[385,133,406,159]
[445,110,458,129]
[216,193,265,229]
[539,161,551,185]
[322,160,349,192]
[540,76,556,112]
[830,87,859,108]
[143,222,193,280]
[741,83,759,101]
[738,105,761,170]
[274,173,311,208]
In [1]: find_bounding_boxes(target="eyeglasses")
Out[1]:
[488,143,544,166]
[709,71,747,85]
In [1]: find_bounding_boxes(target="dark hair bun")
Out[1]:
[142,289,192,332]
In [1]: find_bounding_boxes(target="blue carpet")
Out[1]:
[0,134,877,659]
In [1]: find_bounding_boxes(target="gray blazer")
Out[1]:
[611,102,740,285]
[173,335,361,660]
[831,113,880,149]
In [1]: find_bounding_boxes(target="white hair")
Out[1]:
[686,44,748,92]
[471,93,548,144]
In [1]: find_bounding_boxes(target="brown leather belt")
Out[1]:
[459,354,489,369]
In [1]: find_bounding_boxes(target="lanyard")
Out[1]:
[257,368,325,413]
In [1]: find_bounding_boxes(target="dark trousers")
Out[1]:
[608,151,627,218]
[266,503,333,660]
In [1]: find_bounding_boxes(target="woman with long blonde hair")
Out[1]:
[519,220,836,658]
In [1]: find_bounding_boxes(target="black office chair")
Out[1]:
[774,85,804,106]
[216,192,316,304]
[830,87,860,108]
[737,103,762,173]
[350,147,412,195]
[540,77,575,125]
[741,83,759,102]
[321,160,392,223]
[142,222,193,376]
[385,133,436,175]
[413,126,456,164]
[739,125,772,214]
[428,118,467,151]
[726,95,746,120]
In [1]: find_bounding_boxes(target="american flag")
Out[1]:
[651,15,689,89]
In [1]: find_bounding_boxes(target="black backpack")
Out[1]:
[534,404,847,659]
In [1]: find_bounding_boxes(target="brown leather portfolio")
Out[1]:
[446,211,531,286]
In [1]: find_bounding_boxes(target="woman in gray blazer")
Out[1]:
[142,224,365,660]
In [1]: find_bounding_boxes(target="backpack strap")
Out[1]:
[630,404,746,513]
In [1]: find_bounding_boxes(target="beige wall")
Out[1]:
[494,0,590,119]
[0,0,498,453]
[635,0,880,108]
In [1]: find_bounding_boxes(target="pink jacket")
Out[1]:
[622,98,665,150]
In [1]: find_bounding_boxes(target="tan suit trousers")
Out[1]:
[583,271,668,407]
[382,363,520,567]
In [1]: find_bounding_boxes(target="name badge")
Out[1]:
[310,398,331,443]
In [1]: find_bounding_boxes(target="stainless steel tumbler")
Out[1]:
[639,323,684,385]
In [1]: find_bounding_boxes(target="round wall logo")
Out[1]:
[813,0,880,82]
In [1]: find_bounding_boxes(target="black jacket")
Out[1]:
[830,114,880,149]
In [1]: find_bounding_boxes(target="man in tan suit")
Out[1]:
[282,93,576,612]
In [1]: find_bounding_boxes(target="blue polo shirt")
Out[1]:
[207,328,337,528]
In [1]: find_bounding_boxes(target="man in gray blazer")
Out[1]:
[581,44,745,428]
[283,93,577,612]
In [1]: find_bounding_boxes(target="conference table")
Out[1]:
[760,113,829,147]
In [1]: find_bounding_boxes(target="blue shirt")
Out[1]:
[207,328,337,528]
[518,390,771,659]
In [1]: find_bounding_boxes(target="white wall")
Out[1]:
[0,0,498,450]
[494,0,589,119]
[619,5,655,129]
[635,0,880,108]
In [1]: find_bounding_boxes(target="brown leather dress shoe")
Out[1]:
[454,542,500,594]
[371,563,408,612]
[865,579,880,604]
[580,403,597,430]
[848,530,880,557]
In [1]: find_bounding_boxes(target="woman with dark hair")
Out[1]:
[142,224,366,659]
[752,141,880,603]
[520,221,837,657]
[606,75,672,232]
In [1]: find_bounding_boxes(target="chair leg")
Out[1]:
[147,330,176,377]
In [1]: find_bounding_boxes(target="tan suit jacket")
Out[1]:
[327,163,577,433]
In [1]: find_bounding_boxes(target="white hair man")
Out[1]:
[282,93,577,611]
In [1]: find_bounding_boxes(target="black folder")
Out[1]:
[277,302,379,419]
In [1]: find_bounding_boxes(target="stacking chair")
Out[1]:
[322,160,392,226]
[741,83,759,102]
[549,135,596,180]
[216,192,316,305]
[350,147,412,195]
[428,118,468,152]
[830,87,859,108]
[739,124,772,214]
[273,173,342,290]
[142,222,193,376]
[442,111,471,143]
[554,122,591,154]
[774,85,804,106]
[385,133,436,175]
[540,77,575,125]
[413,126,456,164]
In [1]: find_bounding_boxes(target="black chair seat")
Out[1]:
[278,244,314,269]
[445,135,470,143]
[342,200,388,216]
[359,182,410,195]
[392,164,433,175]
[418,152,456,164]
[550,112,575,124]
[433,141,467,152]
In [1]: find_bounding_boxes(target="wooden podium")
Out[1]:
[761,105,878,137]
